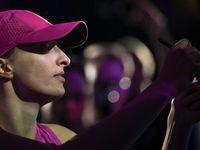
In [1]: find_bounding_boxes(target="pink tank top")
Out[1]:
[35,123,62,146]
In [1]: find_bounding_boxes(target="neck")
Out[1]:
[0,99,40,139]
[0,82,40,139]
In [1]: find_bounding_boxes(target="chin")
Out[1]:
[50,87,65,97]
[40,92,65,105]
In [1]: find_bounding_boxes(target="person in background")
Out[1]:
[82,41,145,126]
[117,36,170,149]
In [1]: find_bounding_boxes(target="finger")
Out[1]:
[174,38,191,49]
[184,46,198,55]
[182,91,200,105]
[189,49,200,61]
[190,101,200,110]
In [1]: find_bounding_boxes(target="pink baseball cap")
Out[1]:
[0,10,88,56]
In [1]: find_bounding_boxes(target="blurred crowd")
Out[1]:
[1,0,200,149]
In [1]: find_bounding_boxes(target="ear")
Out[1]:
[0,58,13,79]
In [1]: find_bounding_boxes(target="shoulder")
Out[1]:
[41,123,77,144]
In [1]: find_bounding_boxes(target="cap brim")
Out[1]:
[19,21,88,49]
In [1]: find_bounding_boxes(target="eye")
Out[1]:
[40,43,51,54]
[42,43,54,53]
[44,40,57,51]
[46,44,50,50]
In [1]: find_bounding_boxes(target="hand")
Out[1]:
[169,82,200,126]
[155,38,200,97]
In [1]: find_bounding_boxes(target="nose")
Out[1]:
[56,46,70,67]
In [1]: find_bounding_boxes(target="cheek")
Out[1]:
[13,57,64,97]
[13,65,49,95]
[15,59,49,85]
[26,69,51,89]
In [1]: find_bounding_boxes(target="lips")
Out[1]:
[54,72,65,83]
